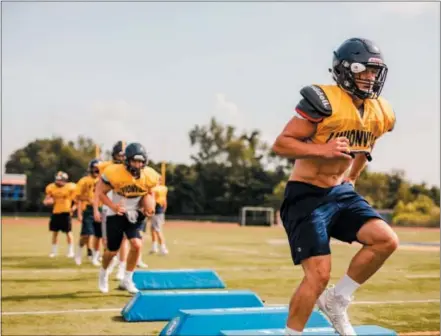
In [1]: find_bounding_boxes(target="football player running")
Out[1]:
[272,38,399,335]
[96,142,159,294]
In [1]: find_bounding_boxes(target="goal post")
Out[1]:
[240,206,275,227]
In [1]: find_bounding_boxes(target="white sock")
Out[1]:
[51,244,57,254]
[75,246,82,257]
[152,242,158,250]
[285,326,302,335]
[124,270,133,282]
[100,267,108,276]
[68,244,74,253]
[334,274,360,299]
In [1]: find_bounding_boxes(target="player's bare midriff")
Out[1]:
[289,157,352,188]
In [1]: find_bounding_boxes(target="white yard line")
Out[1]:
[2,266,439,276]
[1,266,296,274]
[406,274,439,279]
[3,299,439,316]
[2,308,121,316]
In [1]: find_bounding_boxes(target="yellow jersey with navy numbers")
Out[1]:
[45,182,77,214]
[101,164,160,198]
[75,175,99,207]
[310,85,395,152]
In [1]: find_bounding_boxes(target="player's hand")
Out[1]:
[112,203,126,215]
[144,208,155,217]
[320,137,352,159]
[43,198,54,206]
[93,210,101,222]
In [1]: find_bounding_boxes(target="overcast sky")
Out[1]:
[3,2,440,187]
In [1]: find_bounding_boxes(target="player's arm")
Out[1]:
[163,189,168,213]
[96,174,125,215]
[74,181,84,221]
[345,153,368,185]
[272,86,351,159]
[43,195,54,206]
[76,200,83,220]
[141,192,156,216]
[141,169,160,216]
[92,185,102,220]
[43,186,54,206]
[69,185,78,216]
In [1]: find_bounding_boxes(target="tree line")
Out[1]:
[3,117,439,226]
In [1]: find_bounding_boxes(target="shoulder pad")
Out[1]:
[143,167,161,188]
[377,97,396,132]
[295,85,332,123]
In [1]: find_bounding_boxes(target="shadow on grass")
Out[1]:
[2,256,83,269]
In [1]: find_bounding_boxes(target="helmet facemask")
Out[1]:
[125,154,147,179]
[331,56,388,100]
[112,151,126,164]
[89,164,100,177]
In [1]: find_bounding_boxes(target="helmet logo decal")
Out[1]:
[368,57,383,64]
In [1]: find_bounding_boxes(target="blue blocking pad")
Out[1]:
[220,325,397,336]
[121,289,264,322]
[132,269,226,290]
[159,306,330,336]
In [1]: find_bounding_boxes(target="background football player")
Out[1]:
[96,142,159,294]
[93,141,129,279]
[149,176,169,255]
[43,171,77,258]
[74,159,102,266]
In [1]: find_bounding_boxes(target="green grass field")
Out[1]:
[1,217,440,335]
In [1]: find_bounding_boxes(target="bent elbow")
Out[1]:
[272,137,283,155]
[273,135,291,156]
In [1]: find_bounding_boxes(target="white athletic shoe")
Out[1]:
[137,260,148,268]
[149,248,158,254]
[317,286,357,336]
[49,253,57,258]
[119,279,139,294]
[92,257,101,266]
[74,255,82,265]
[98,268,109,293]
[159,246,169,255]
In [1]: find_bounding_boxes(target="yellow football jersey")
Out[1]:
[310,85,395,152]
[75,175,98,207]
[97,160,119,175]
[101,164,160,198]
[144,166,161,183]
[152,185,168,207]
[45,182,77,214]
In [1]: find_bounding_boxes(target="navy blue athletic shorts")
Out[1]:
[280,181,384,265]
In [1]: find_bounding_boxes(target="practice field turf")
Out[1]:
[1,217,440,335]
